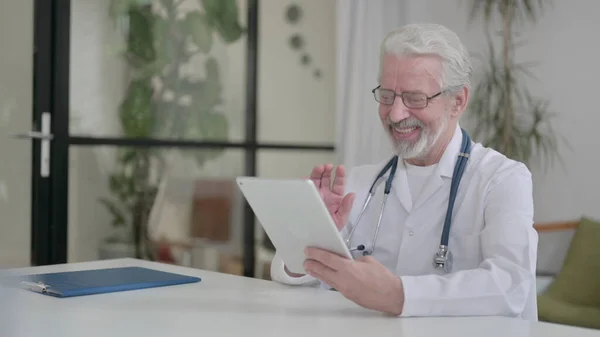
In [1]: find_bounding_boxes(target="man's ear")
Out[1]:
[450,86,469,118]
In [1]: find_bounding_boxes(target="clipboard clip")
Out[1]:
[20,281,61,296]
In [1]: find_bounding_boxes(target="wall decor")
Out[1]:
[286,3,302,23]
[301,54,311,65]
[289,33,304,49]
[284,3,322,80]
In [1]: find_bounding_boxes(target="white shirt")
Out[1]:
[270,124,539,321]
[405,162,438,203]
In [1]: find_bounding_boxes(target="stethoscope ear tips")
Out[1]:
[355,245,372,256]
[349,244,370,255]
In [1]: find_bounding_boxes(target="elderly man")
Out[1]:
[269,23,538,320]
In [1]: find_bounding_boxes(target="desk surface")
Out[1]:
[1,258,598,337]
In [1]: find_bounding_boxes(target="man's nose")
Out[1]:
[388,99,411,122]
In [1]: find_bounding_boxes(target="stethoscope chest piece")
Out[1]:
[433,245,453,274]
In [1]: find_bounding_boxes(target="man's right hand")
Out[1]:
[310,164,355,230]
[284,164,355,278]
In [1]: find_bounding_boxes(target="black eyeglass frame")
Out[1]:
[371,85,444,108]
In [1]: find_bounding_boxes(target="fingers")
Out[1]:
[342,192,355,210]
[331,165,346,195]
[304,247,350,272]
[309,163,336,192]
[320,164,334,191]
[309,164,326,188]
[309,164,344,190]
[304,260,341,290]
[338,192,356,224]
[356,254,376,264]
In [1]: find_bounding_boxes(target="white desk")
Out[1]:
[0,258,598,337]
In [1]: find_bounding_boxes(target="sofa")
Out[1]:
[535,217,600,330]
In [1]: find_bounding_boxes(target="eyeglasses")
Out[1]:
[372,85,443,108]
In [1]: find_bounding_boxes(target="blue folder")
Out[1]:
[14,266,201,298]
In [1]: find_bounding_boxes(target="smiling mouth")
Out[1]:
[389,124,422,140]
[393,126,418,134]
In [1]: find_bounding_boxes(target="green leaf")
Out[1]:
[205,57,219,81]
[119,79,154,138]
[149,101,172,137]
[201,0,221,16]
[109,0,139,23]
[215,20,244,43]
[183,12,213,53]
[119,149,139,165]
[126,5,157,66]
[108,174,122,195]
[201,113,228,141]
[99,198,127,227]
[201,0,245,43]
[153,17,169,49]
[467,0,552,28]
[182,58,222,111]
[146,17,170,74]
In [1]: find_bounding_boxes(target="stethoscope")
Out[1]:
[344,128,472,273]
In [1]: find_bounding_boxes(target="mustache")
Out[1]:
[388,117,424,129]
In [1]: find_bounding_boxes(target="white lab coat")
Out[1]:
[270,124,539,321]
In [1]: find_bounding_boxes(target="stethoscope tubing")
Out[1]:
[344,129,472,263]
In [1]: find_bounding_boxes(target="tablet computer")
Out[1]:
[236,177,353,274]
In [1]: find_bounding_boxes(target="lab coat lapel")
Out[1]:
[411,125,463,212]
[392,161,413,213]
[412,168,445,211]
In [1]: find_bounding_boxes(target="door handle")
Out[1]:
[11,131,54,140]
[11,112,52,178]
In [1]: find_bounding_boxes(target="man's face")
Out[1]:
[378,54,452,159]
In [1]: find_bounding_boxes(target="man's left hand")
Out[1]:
[303,247,405,316]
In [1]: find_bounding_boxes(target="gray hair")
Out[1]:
[378,23,473,94]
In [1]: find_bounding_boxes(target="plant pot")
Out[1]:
[98,239,136,260]
[98,227,137,260]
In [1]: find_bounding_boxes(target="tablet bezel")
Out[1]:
[236,176,353,274]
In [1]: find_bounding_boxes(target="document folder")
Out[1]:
[14,266,201,298]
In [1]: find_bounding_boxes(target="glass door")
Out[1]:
[0,0,35,268]
[24,0,338,278]
[65,0,251,272]
[0,0,60,267]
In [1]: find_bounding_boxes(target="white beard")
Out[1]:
[387,111,449,159]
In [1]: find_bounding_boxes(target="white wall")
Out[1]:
[0,0,33,268]
[405,0,600,224]
[257,0,337,146]
[404,0,600,272]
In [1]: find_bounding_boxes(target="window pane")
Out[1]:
[257,1,336,144]
[68,146,246,276]
[69,0,247,142]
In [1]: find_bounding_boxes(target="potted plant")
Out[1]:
[99,0,245,260]
[466,0,566,169]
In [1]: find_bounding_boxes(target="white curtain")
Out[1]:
[335,0,408,169]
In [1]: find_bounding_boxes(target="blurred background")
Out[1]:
[1,0,599,330]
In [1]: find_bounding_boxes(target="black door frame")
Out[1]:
[32,0,335,277]
[30,0,70,266]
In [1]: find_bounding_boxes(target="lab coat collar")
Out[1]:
[435,123,464,179]
[393,124,464,213]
